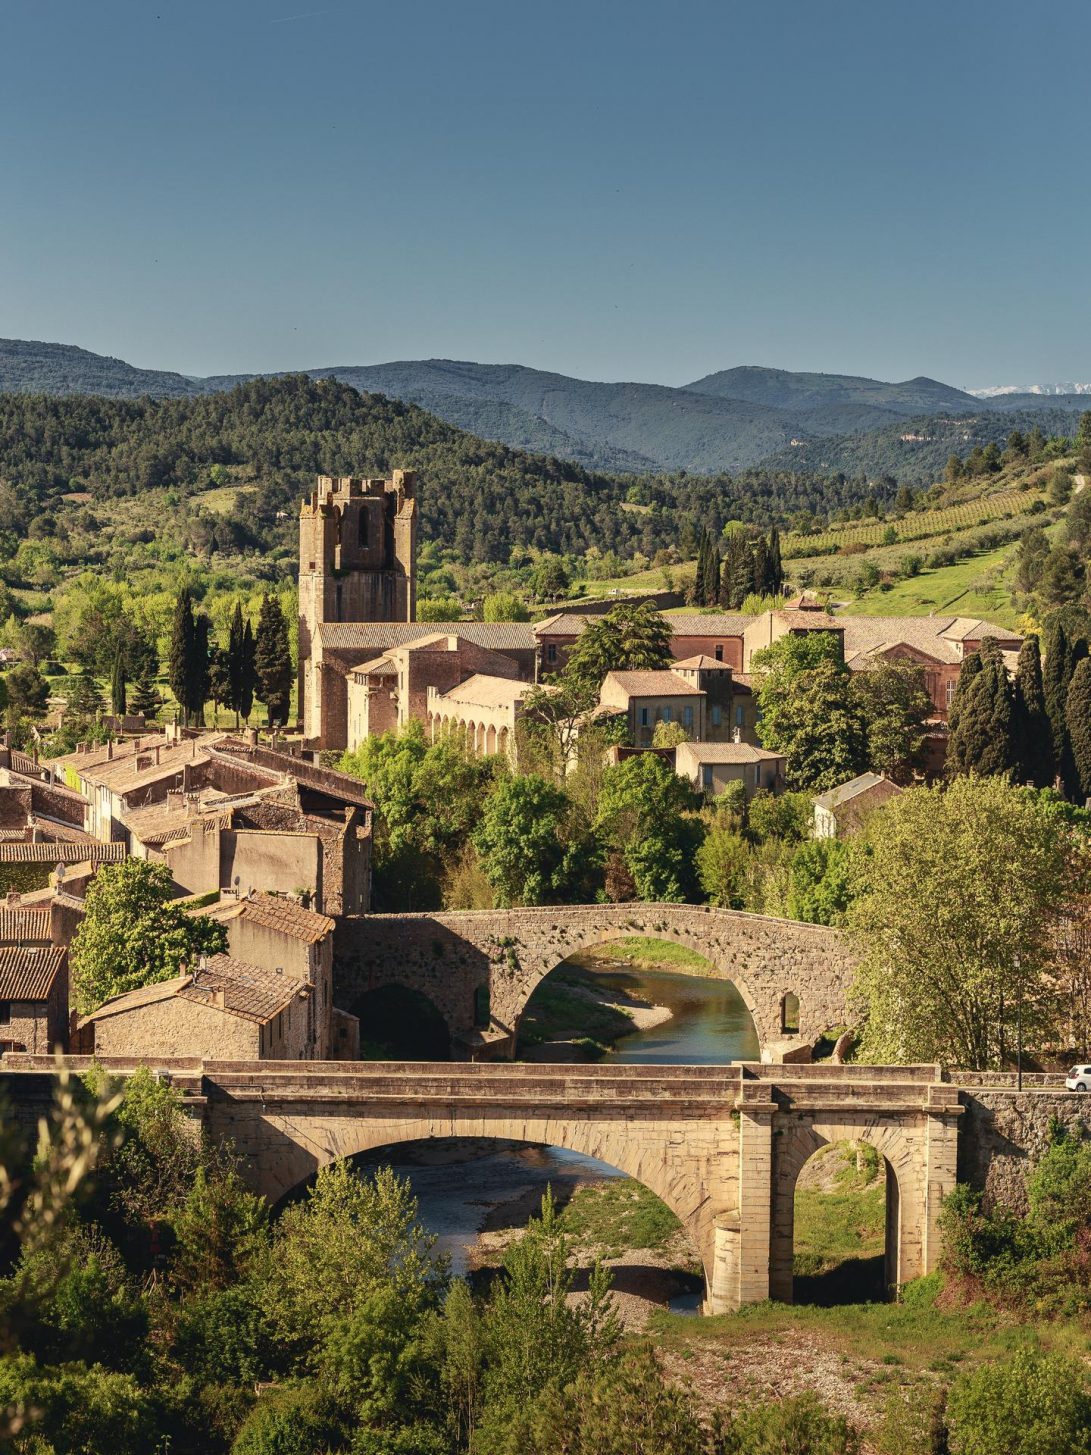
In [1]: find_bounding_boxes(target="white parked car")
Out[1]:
[1066,1065,1091,1092]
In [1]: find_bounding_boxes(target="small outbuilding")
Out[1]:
[812,772,903,838]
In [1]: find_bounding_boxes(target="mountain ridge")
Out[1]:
[1,338,1088,482]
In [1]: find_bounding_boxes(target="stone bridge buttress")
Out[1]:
[333,903,857,1060]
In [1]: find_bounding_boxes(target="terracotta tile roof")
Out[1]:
[349,654,397,677]
[0,945,65,1000]
[433,674,533,710]
[814,772,903,810]
[838,614,1022,667]
[0,842,125,865]
[200,892,334,944]
[317,621,537,653]
[9,750,44,777]
[672,654,732,670]
[82,974,190,1020]
[180,954,302,1023]
[0,830,28,842]
[773,608,842,629]
[604,670,704,697]
[0,907,52,943]
[676,742,785,764]
[941,616,1022,643]
[664,613,752,637]
[30,820,96,844]
[533,614,593,637]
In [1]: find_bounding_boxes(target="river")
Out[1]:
[361,960,757,1316]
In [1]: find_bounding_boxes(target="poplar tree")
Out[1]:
[255,594,293,727]
[1066,658,1091,803]
[1012,636,1053,788]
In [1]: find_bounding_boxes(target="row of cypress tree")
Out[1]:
[947,609,1091,800]
[692,526,784,608]
[168,589,294,728]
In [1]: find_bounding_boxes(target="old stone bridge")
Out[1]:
[0,1056,962,1315]
[334,903,856,1060]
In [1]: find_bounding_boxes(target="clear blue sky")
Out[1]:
[2,0,1088,388]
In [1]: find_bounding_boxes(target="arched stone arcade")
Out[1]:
[335,903,857,1061]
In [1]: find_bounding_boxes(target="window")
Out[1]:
[335,584,343,615]
[714,645,724,662]
[0,1001,9,1026]
[945,679,955,708]
[682,705,693,728]
[546,644,557,664]
[474,984,491,1029]
[662,706,672,723]
[735,705,745,726]
[711,705,721,727]
[358,509,369,547]
[640,707,649,726]
[702,766,714,789]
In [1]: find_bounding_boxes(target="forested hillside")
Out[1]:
[0,376,904,565]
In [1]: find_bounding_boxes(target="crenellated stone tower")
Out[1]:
[298,471,417,742]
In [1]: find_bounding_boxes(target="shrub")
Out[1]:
[230,1383,345,1455]
[713,1391,860,1454]
[946,1349,1091,1455]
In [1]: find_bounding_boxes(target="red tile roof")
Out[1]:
[0,945,65,1000]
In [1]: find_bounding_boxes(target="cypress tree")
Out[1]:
[240,620,257,725]
[1012,636,1053,787]
[255,594,293,727]
[695,532,712,605]
[946,653,985,776]
[192,612,212,728]
[227,602,246,727]
[110,647,127,718]
[703,542,721,606]
[1066,657,1091,803]
[168,587,197,726]
[767,526,784,596]
[1043,614,1088,796]
[751,535,769,598]
[948,639,1016,779]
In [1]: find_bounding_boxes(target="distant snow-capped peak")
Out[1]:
[968,382,1091,398]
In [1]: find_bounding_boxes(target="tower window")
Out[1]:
[335,584,343,615]
[358,509,369,548]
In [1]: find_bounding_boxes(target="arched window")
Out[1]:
[781,991,800,1035]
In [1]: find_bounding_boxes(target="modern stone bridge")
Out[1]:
[0,1056,960,1314]
[334,903,857,1060]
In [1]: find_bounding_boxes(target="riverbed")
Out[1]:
[361,956,757,1322]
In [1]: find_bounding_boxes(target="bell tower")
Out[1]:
[298,470,417,741]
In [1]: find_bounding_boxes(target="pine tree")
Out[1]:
[168,587,197,726]
[129,673,162,721]
[1012,636,1053,788]
[255,594,293,727]
[110,647,127,718]
[1066,658,1091,803]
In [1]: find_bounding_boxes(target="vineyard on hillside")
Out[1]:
[781,486,1042,559]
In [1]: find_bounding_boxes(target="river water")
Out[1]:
[366,963,758,1298]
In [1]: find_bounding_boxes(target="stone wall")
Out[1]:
[335,903,856,1057]
[956,1086,1091,1214]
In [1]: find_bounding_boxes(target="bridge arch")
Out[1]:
[334,903,856,1061]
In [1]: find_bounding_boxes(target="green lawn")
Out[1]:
[837,543,1022,626]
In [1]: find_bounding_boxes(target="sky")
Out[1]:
[1,0,1089,389]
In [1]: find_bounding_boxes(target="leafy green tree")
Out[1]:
[530,554,570,601]
[1037,545,1084,609]
[0,1355,158,1455]
[229,1383,346,1455]
[851,660,932,779]
[947,638,1016,779]
[1013,635,1054,787]
[473,773,593,906]
[595,752,698,901]
[10,619,56,668]
[787,839,855,926]
[651,718,689,747]
[6,661,50,718]
[254,593,293,726]
[564,603,672,696]
[747,788,812,843]
[696,823,751,908]
[1014,524,1050,594]
[849,776,1084,1068]
[752,633,865,791]
[69,859,227,1014]
[946,1349,1091,1455]
[483,591,530,622]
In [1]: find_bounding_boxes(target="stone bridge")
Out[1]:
[334,903,857,1060]
[0,1057,960,1314]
